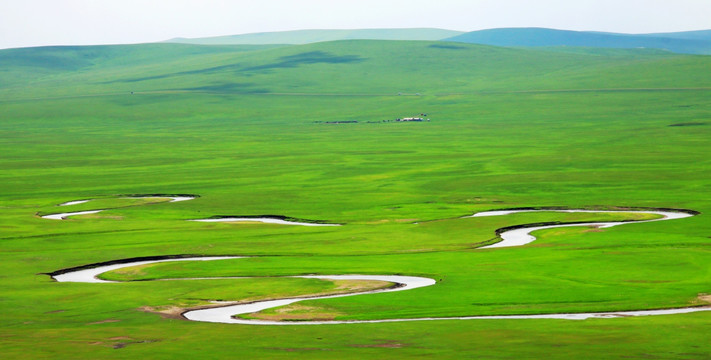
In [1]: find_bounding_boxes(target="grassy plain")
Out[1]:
[1,40,711,358]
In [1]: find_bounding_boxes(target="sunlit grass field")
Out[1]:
[1,40,710,358]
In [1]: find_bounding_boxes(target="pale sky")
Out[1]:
[1,0,711,49]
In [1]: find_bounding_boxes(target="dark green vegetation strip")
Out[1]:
[1,40,710,358]
[668,121,708,127]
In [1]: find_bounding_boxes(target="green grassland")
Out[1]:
[1,40,711,358]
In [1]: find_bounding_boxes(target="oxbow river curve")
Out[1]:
[46,197,710,324]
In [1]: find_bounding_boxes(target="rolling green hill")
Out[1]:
[3,39,711,101]
[640,29,711,41]
[166,28,464,45]
[0,43,284,89]
[445,27,711,54]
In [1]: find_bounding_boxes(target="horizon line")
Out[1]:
[3,26,710,51]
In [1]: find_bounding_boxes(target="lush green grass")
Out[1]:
[1,40,710,358]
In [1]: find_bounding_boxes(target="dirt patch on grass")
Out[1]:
[245,279,394,321]
[363,219,390,224]
[248,304,345,321]
[139,305,191,320]
[109,263,153,278]
[685,293,711,307]
[140,279,396,322]
[331,279,393,292]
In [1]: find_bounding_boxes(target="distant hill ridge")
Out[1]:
[163,27,711,54]
[444,28,711,55]
[164,27,711,55]
[166,28,464,45]
[4,38,711,102]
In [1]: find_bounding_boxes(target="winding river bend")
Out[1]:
[48,199,709,324]
[470,208,694,249]
[189,217,340,227]
[43,196,339,226]
[42,195,196,220]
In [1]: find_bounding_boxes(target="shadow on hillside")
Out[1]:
[242,51,365,71]
[428,44,467,50]
[184,82,270,93]
[105,51,365,84]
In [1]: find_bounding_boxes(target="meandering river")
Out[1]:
[48,198,708,324]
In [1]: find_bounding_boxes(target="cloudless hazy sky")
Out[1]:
[1,0,710,49]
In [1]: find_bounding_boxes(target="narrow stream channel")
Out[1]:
[49,203,709,324]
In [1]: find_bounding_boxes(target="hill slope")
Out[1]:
[2,39,711,101]
[445,28,711,54]
[0,43,283,89]
[166,28,463,45]
[641,29,711,41]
